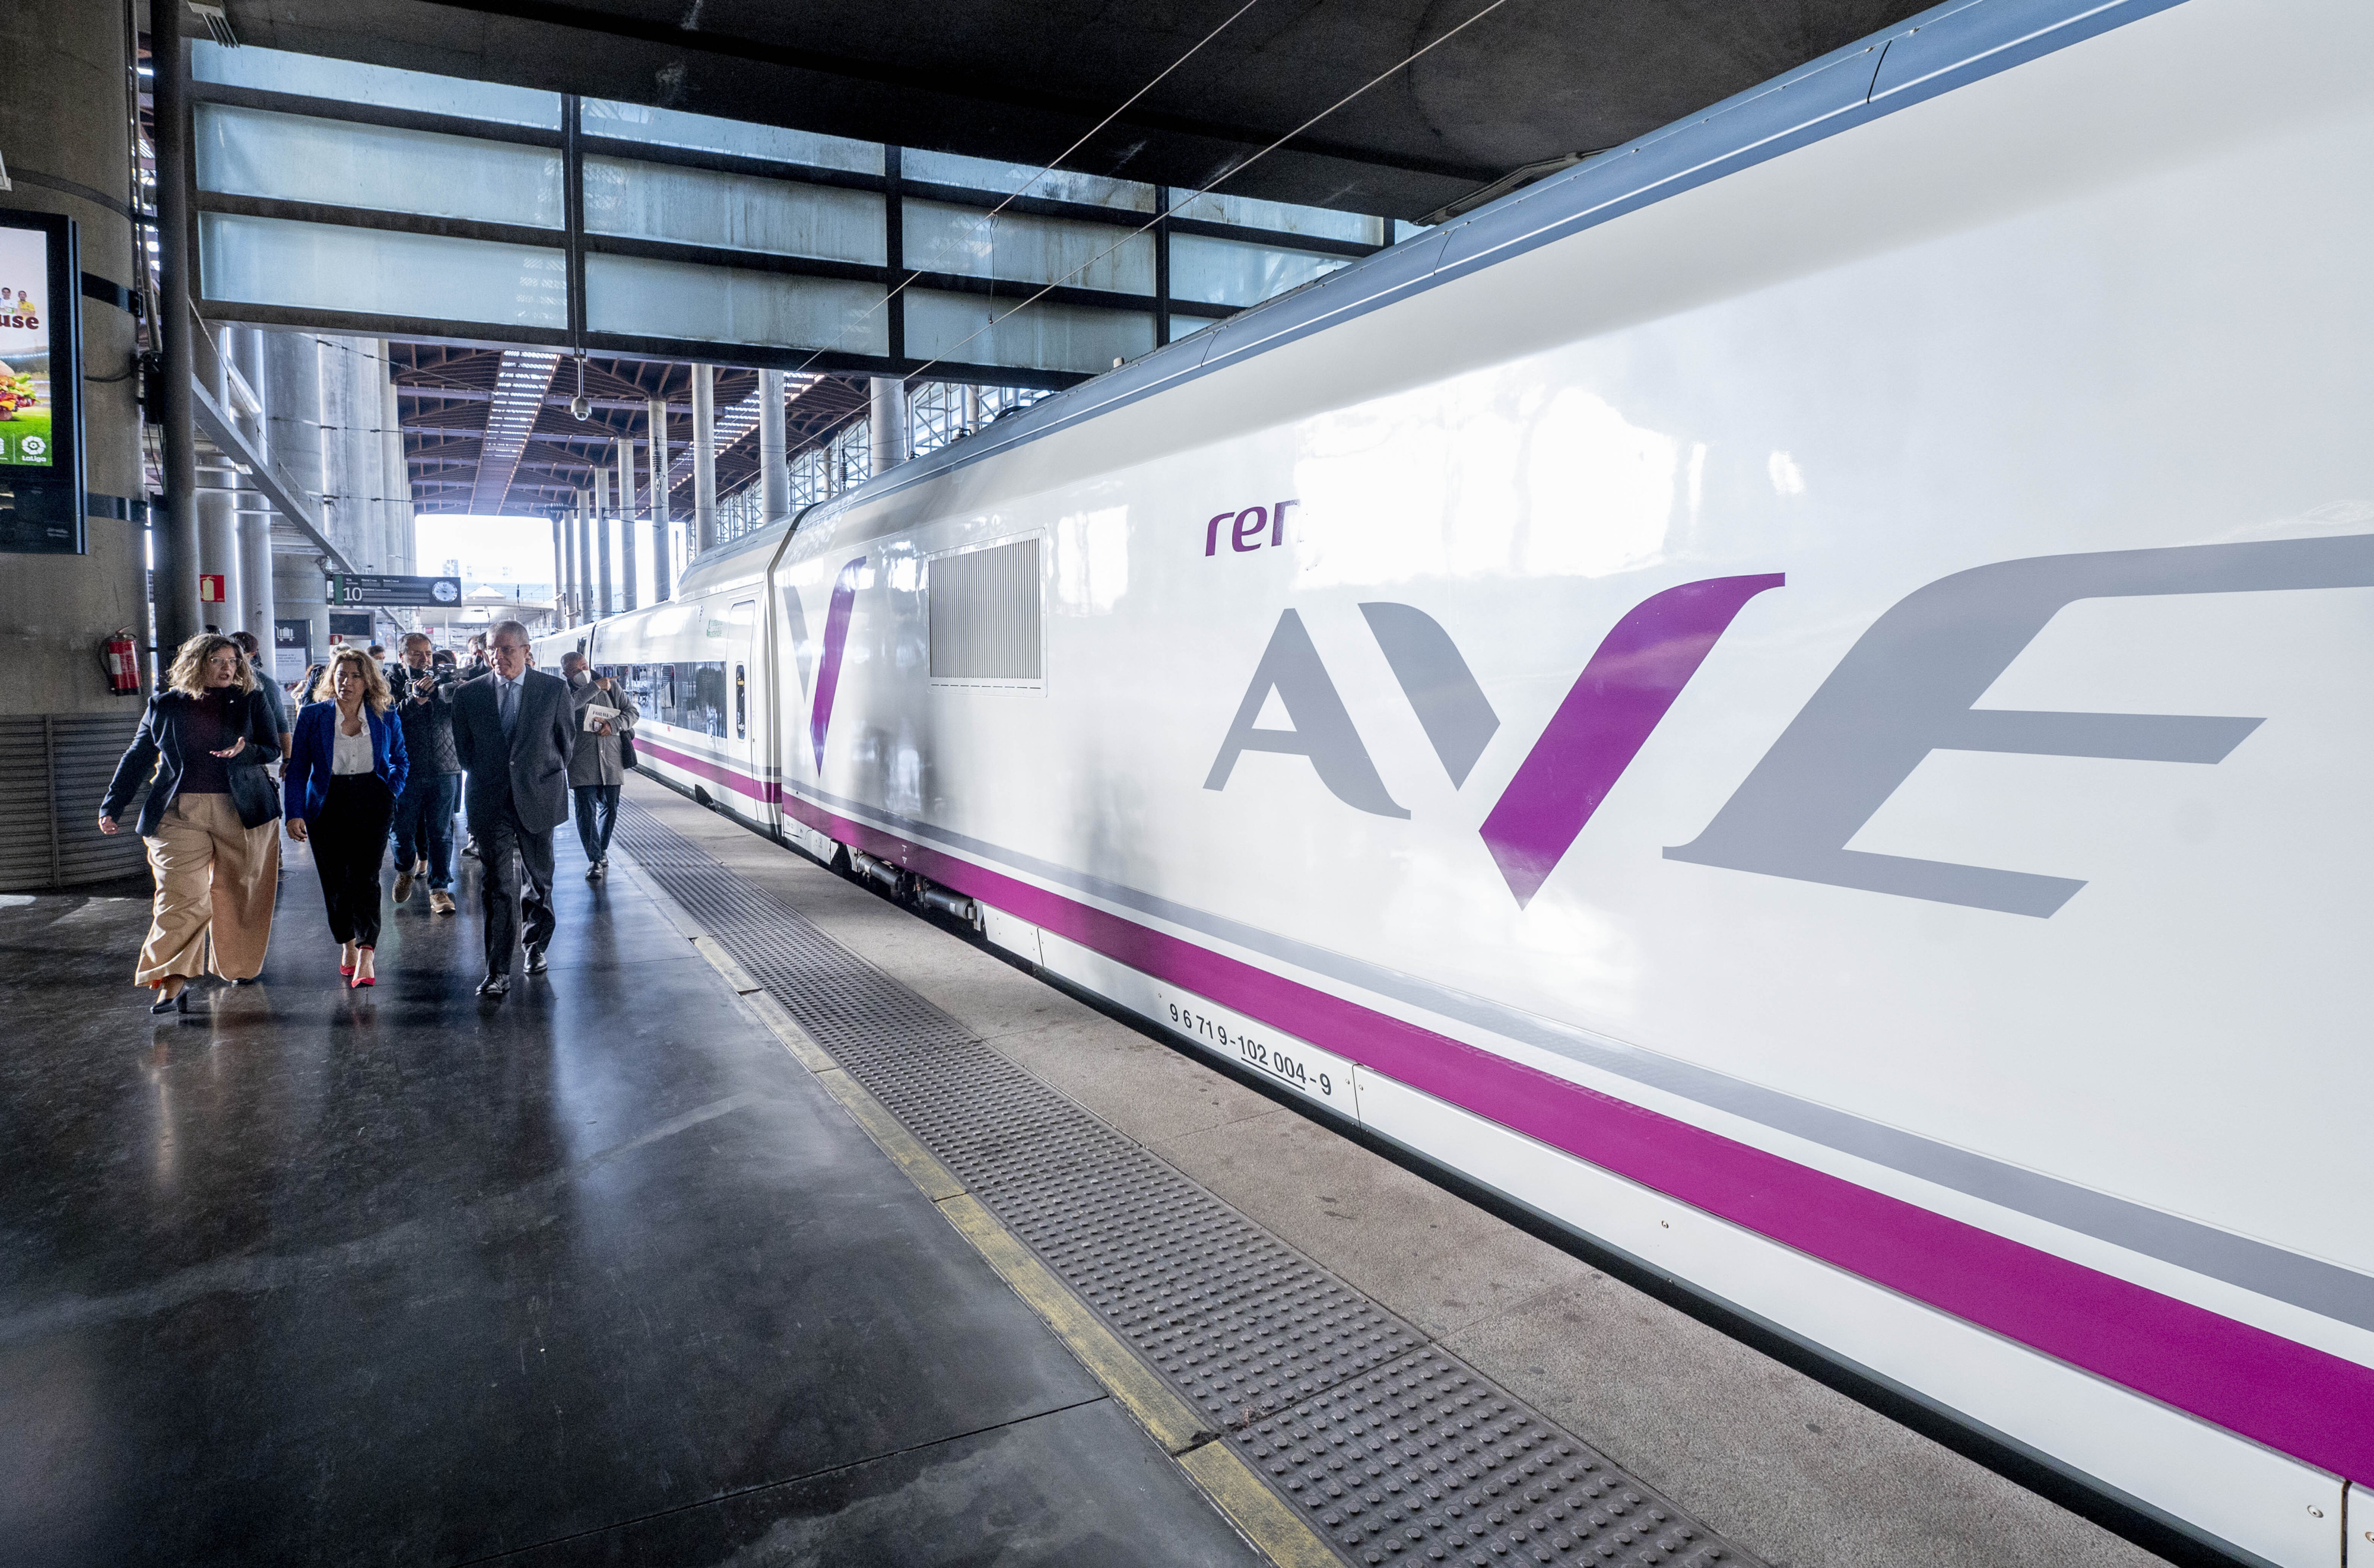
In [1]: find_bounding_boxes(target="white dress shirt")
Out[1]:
[332,716,374,775]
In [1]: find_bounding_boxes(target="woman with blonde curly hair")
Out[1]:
[284,646,409,987]
[99,633,285,1013]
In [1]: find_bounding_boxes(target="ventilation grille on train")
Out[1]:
[928,537,1042,684]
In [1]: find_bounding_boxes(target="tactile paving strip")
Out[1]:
[614,802,1762,1568]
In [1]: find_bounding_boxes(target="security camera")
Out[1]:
[569,392,592,421]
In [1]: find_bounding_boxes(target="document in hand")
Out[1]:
[581,704,615,731]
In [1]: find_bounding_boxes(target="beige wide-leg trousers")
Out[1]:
[137,792,281,986]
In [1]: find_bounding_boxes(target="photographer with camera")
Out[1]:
[391,632,463,914]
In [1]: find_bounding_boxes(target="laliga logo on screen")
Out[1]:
[1205,534,2374,918]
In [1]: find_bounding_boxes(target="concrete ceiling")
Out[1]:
[221,0,1935,220]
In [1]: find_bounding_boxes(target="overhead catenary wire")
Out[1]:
[786,0,1269,381]
[899,0,1525,386]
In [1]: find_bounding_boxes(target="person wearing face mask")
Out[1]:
[284,648,410,989]
[390,632,462,915]
[99,633,286,1013]
[449,620,575,998]
[561,651,639,881]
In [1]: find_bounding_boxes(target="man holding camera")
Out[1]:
[391,631,463,915]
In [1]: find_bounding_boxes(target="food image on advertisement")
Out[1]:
[0,228,54,469]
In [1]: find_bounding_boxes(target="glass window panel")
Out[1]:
[904,202,1151,296]
[193,41,560,128]
[199,212,567,326]
[586,253,887,354]
[196,104,563,228]
[899,149,1154,212]
[581,100,883,173]
[907,290,1152,374]
[1169,233,1351,307]
[583,157,884,264]
[1170,191,1380,245]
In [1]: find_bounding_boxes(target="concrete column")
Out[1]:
[151,0,204,658]
[593,465,611,617]
[0,0,154,884]
[263,332,325,509]
[869,376,908,477]
[231,328,275,648]
[759,369,789,523]
[615,436,637,612]
[647,397,671,601]
[261,331,328,665]
[197,336,240,633]
[274,553,331,682]
[318,337,359,570]
[691,364,718,556]
[573,491,591,623]
[964,383,982,435]
[381,344,411,575]
[557,503,575,626]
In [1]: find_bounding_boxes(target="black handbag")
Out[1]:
[618,727,638,771]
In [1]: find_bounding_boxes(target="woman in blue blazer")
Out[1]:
[284,647,409,988]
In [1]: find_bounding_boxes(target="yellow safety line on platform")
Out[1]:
[628,847,1342,1568]
[814,1067,968,1202]
[1180,1442,1347,1568]
[936,1192,1207,1451]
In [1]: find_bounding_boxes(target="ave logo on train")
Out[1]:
[1200,532,2371,918]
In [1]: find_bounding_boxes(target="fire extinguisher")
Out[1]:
[102,630,142,696]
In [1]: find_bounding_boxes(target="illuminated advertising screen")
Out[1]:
[0,211,82,555]
[0,225,55,469]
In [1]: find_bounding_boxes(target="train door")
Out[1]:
[724,597,776,833]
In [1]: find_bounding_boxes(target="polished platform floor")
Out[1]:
[0,838,1262,1566]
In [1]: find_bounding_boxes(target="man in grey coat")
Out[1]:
[561,650,639,881]
[449,620,575,997]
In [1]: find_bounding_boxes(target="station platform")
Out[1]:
[0,775,2169,1568]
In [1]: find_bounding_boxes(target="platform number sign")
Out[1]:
[329,573,464,607]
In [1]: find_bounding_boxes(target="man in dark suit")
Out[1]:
[449,619,575,997]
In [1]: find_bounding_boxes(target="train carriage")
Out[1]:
[560,2,2374,1560]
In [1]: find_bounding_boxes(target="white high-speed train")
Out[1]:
[539,2,2374,1560]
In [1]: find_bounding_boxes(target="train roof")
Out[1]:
[679,0,2175,588]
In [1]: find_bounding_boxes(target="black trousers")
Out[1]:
[478,796,557,976]
[573,783,621,865]
[312,773,395,947]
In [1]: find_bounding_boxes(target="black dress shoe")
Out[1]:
[523,946,548,976]
[477,973,510,998]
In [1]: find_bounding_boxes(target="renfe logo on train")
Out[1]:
[1203,535,2374,917]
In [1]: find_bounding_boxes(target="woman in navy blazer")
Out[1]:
[284,647,409,988]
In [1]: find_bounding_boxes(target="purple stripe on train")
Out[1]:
[809,557,867,771]
[1481,574,1785,905]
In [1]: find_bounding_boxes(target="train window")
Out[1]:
[627,660,729,737]
[928,537,1042,686]
[690,662,728,736]
[734,664,747,738]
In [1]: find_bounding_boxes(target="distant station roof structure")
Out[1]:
[389,350,871,516]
